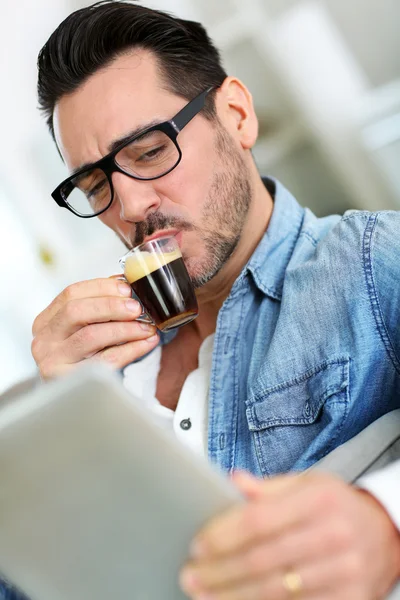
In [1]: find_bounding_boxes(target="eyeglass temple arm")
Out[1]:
[171,86,214,132]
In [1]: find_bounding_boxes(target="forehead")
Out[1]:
[53,50,180,170]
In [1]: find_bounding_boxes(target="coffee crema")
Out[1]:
[124,248,198,332]
[124,249,182,284]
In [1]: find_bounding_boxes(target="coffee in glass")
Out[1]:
[119,236,198,332]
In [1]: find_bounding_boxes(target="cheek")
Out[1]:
[153,130,216,218]
[97,205,129,239]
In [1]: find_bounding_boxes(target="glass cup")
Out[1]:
[119,235,198,332]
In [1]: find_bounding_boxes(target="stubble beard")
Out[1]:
[187,126,252,288]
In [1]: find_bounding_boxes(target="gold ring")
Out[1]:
[282,570,303,595]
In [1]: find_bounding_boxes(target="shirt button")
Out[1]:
[180,418,192,431]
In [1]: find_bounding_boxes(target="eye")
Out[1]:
[86,178,108,199]
[138,145,167,162]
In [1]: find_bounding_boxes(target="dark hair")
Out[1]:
[37,0,227,139]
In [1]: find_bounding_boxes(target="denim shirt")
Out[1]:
[205,178,400,477]
[2,178,400,600]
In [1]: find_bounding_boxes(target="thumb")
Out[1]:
[232,470,307,500]
[231,471,262,499]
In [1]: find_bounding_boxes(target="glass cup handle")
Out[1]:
[134,308,154,325]
[115,276,154,325]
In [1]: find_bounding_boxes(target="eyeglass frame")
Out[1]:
[51,86,215,219]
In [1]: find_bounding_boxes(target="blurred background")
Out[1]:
[0,0,399,393]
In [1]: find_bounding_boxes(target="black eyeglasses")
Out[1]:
[51,86,215,218]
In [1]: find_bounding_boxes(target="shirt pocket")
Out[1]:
[246,357,350,476]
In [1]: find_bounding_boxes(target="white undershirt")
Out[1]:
[122,337,400,532]
[123,334,214,458]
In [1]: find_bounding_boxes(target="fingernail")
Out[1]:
[118,282,132,297]
[179,569,198,593]
[125,299,140,312]
[139,323,155,332]
[146,333,159,343]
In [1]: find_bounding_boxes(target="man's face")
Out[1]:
[54,50,252,287]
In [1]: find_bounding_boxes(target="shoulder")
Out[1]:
[344,210,400,371]
[354,210,400,286]
[367,210,400,253]
[288,208,400,310]
[316,209,400,300]
[339,208,400,247]
[290,209,370,277]
[300,208,400,259]
[295,208,373,259]
[366,212,400,359]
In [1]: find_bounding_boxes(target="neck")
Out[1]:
[192,173,273,340]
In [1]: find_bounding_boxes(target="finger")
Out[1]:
[305,587,365,600]
[190,487,316,560]
[32,298,144,364]
[63,320,158,362]
[182,518,354,592]
[191,474,345,559]
[36,328,159,380]
[230,471,263,499]
[258,552,366,600]
[47,296,143,341]
[32,277,133,336]
[93,334,159,369]
[181,552,364,600]
[232,472,305,500]
[35,360,81,380]
[182,576,266,600]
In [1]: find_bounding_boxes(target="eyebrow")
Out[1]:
[70,118,162,176]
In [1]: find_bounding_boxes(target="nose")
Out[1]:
[111,171,161,222]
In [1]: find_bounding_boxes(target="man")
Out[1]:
[14,1,399,598]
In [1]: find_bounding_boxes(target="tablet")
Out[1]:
[0,364,242,600]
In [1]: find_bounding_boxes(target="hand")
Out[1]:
[32,277,159,379]
[180,471,400,600]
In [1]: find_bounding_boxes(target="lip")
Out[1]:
[143,229,181,245]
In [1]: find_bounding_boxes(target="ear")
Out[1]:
[216,77,258,150]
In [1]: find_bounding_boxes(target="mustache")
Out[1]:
[131,212,195,247]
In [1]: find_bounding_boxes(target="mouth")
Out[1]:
[143,229,182,246]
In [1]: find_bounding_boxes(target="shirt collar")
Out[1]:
[245,177,305,301]
[160,177,304,348]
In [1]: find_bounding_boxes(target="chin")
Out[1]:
[184,258,215,289]
[183,256,202,285]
